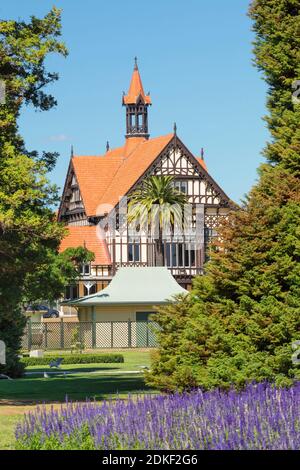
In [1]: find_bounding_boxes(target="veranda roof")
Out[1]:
[67,267,188,306]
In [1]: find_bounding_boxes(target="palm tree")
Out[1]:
[127,176,188,266]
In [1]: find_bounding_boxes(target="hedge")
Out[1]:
[21,353,124,367]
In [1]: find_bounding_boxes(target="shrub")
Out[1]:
[21,353,124,366]
[70,326,84,354]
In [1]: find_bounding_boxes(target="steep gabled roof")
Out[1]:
[123,62,151,105]
[64,134,212,218]
[72,148,124,216]
[70,134,173,216]
[59,225,111,265]
[98,134,173,212]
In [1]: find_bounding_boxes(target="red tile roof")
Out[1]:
[59,225,111,265]
[98,134,173,213]
[71,135,209,217]
[196,157,207,171]
[60,135,209,265]
[72,133,174,216]
[123,65,151,105]
[72,149,124,217]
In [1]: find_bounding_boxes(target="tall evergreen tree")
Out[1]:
[249,0,300,172]
[0,9,91,377]
[146,0,300,391]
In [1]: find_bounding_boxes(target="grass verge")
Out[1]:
[0,350,155,450]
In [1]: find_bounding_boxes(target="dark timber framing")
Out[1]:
[58,134,233,291]
[125,99,150,139]
[105,135,233,289]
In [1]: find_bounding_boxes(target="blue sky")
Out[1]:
[1,0,269,203]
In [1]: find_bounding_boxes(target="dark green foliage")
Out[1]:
[0,9,69,377]
[24,246,95,303]
[21,353,124,367]
[249,0,300,174]
[148,167,300,391]
[0,306,26,377]
[146,1,300,391]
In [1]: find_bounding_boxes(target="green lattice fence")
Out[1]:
[21,320,160,350]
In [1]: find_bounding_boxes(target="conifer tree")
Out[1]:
[146,0,300,391]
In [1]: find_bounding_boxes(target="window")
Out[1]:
[166,243,170,266]
[65,285,78,300]
[83,284,97,296]
[204,228,217,246]
[174,180,188,194]
[185,246,196,267]
[80,263,91,275]
[128,243,140,262]
[204,227,217,262]
[165,243,196,267]
[178,243,183,266]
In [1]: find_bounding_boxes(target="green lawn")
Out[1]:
[0,351,153,402]
[0,350,156,449]
[0,415,19,450]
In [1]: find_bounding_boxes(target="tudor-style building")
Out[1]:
[58,60,233,298]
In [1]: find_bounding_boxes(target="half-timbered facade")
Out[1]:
[58,60,233,298]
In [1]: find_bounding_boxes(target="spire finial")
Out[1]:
[173,122,177,135]
[106,141,110,152]
[134,56,138,70]
[201,147,204,159]
[70,145,74,158]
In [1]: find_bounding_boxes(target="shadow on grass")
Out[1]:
[25,366,120,374]
[0,373,155,404]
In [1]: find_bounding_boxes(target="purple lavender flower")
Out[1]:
[15,382,300,450]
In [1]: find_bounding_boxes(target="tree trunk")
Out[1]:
[154,228,164,267]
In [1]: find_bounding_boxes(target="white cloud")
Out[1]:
[48,134,71,142]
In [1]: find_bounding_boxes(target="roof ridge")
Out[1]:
[73,144,125,160]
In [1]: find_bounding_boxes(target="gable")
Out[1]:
[58,163,86,219]
[154,147,199,176]
[59,133,231,220]
[127,136,231,207]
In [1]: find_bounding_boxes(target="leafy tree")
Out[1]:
[128,176,187,266]
[0,9,91,377]
[23,246,95,304]
[146,0,300,391]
